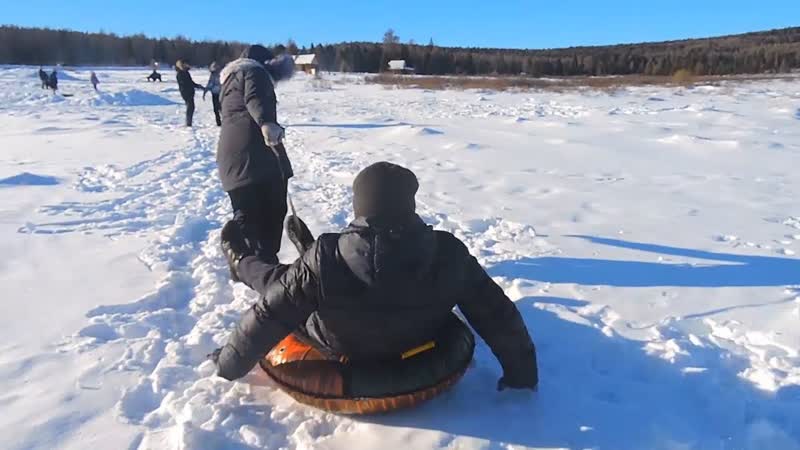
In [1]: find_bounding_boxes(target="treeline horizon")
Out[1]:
[1,24,799,77]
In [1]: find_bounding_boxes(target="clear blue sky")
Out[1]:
[3,0,799,49]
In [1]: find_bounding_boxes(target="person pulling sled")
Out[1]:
[215,44,295,263]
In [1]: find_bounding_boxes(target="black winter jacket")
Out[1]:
[216,215,538,385]
[216,57,292,192]
[176,68,203,101]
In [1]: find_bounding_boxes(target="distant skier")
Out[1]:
[48,69,58,93]
[215,45,295,262]
[211,162,539,392]
[204,62,222,126]
[90,71,99,91]
[147,70,162,82]
[38,67,48,89]
[175,60,206,127]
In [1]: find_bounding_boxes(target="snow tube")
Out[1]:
[259,314,475,414]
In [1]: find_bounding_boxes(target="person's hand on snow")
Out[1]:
[497,376,537,392]
[261,122,285,147]
[497,358,539,391]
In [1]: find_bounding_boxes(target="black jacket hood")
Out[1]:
[338,215,436,287]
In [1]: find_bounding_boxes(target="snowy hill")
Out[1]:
[0,66,799,450]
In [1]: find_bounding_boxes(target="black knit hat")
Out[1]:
[353,162,419,220]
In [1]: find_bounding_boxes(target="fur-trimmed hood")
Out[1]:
[220,58,264,85]
[221,55,295,86]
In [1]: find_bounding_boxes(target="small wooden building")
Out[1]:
[388,60,415,74]
[294,54,319,75]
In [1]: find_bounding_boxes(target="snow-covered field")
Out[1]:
[1,66,799,450]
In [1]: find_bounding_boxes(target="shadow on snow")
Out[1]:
[490,235,800,287]
[361,296,800,449]
[358,236,800,448]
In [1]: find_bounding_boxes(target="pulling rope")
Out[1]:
[269,143,301,232]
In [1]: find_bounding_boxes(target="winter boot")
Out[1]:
[220,220,254,282]
[286,215,315,254]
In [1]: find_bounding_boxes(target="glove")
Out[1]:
[286,215,315,254]
[207,347,222,365]
[220,220,255,282]
[261,122,285,147]
[497,377,539,391]
[497,355,538,391]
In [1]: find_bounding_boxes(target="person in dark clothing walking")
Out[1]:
[38,67,48,89]
[216,45,295,263]
[204,62,222,126]
[175,60,205,127]
[48,69,58,93]
[90,71,99,91]
[211,162,539,392]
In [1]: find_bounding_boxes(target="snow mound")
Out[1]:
[86,90,175,107]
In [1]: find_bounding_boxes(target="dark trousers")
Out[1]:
[211,93,221,126]
[184,97,195,127]
[227,179,288,261]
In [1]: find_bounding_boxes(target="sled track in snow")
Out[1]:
[29,95,800,448]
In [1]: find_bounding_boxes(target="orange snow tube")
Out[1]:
[259,314,475,414]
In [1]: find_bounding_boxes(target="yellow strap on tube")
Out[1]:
[401,341,436,360]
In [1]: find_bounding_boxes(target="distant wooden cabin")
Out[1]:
[387,60,415,74]
[294,54,319,75]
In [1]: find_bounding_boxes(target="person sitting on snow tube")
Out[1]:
[210,162,538,410]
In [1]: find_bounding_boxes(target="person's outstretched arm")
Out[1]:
[187,72,204,90]
[215,242,321,381]
[453,238,538,390]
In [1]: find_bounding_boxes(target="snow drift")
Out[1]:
[85,89,175,106]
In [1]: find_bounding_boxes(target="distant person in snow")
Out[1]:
[211,162,539,392]
[175,60,206,127]
[48,69,58,93]
[90,71,99,91]
[204,62,222,126]
[147,70,162,82]
[38,67,48,89]
[215,45,295,264]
